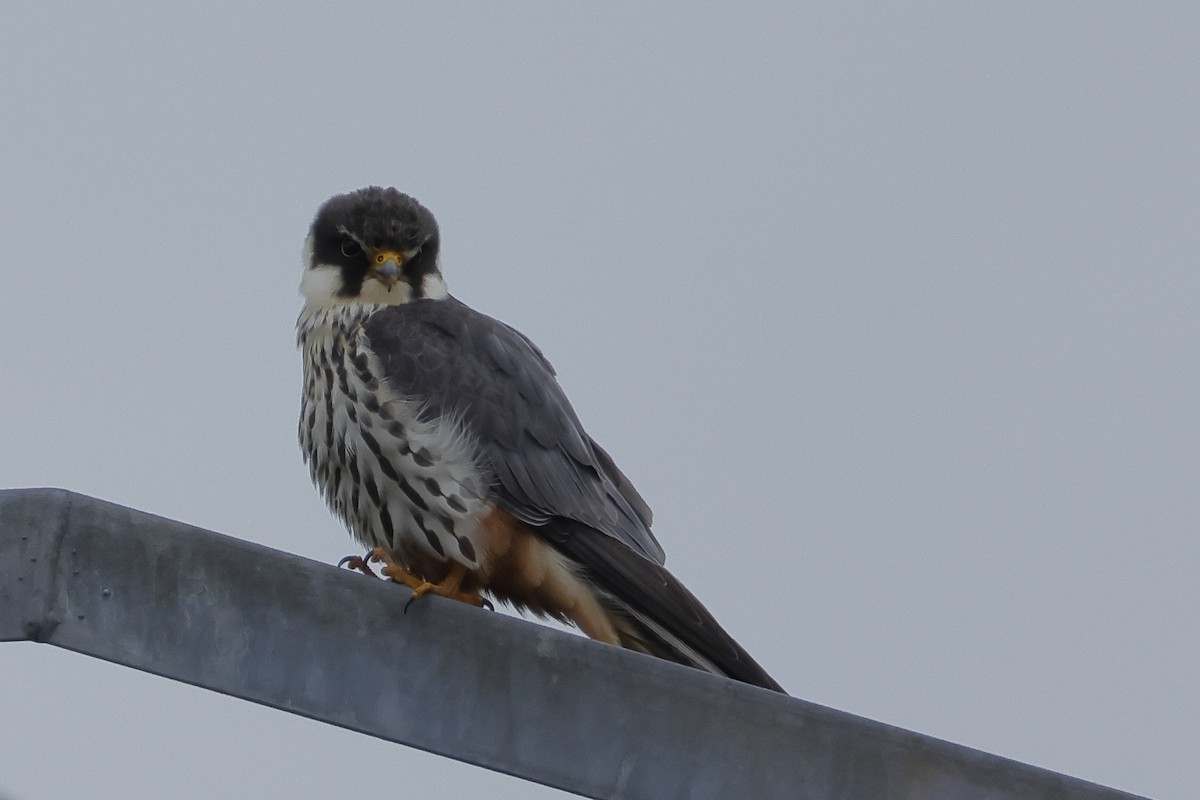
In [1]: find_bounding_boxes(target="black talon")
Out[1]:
[338,551,381,578]
[338,550,372,569]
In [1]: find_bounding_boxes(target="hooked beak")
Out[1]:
[369,250,405,290]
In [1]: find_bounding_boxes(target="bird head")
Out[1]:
[301,187,446,306]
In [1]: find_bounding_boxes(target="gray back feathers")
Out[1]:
[362,296,666,565]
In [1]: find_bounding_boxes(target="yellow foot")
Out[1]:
[367,547,425,592]
[367,548,493,611]
[337,552,379,578]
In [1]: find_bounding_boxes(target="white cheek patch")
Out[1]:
[421,271,449,300]
[299,264,345,303]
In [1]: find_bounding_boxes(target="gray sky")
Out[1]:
[2,4,1196,799]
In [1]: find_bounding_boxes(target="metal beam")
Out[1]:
[0,488,1146,800]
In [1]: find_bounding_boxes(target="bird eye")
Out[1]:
[340,239,361,257]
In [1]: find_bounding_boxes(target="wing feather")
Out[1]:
[362,296,784,693]
[363,297,665,564]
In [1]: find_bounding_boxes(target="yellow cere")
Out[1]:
[373,250,406,266]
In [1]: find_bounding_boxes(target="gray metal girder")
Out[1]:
[0,488,1147,800]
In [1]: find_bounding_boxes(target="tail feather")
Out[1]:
[554,526,785,693]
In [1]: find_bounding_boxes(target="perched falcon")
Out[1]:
[297,187,783,693]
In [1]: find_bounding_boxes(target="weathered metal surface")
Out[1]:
[0,488,1147,800]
